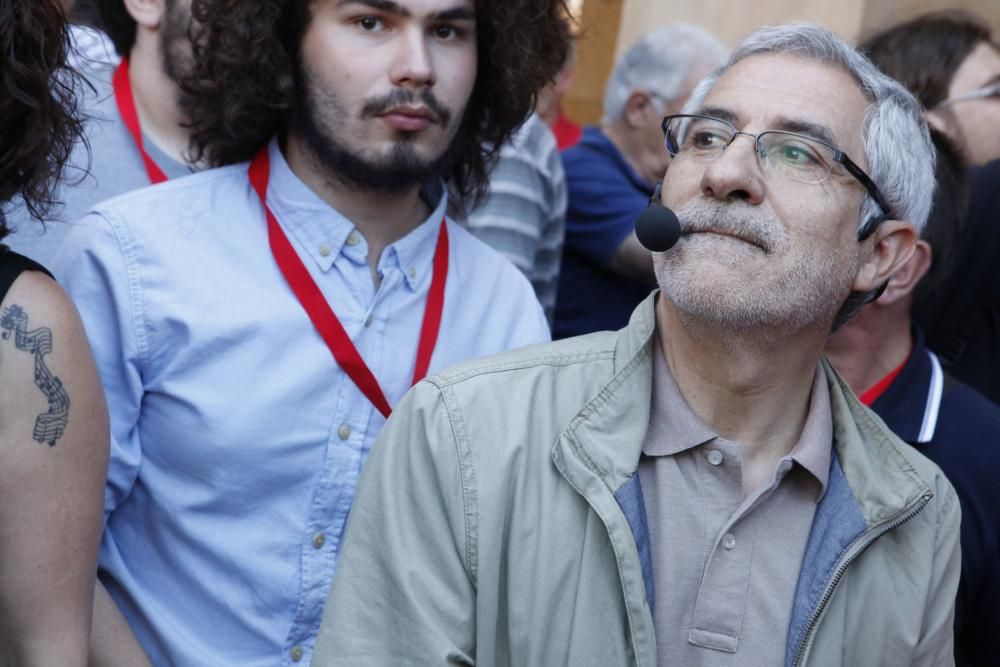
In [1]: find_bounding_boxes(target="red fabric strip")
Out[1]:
[858,354,909,406]
[249,148,447,418]
[113,57,169,185]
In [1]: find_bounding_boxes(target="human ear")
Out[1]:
[123,0,166,30]
[874,239,932,306]
[851,219,917,295]
[623,91,657,129]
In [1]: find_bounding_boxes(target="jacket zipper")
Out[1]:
[791,493,933,666]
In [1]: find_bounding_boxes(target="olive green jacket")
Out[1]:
[313,295,960,666]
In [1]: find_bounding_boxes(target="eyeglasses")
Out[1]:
[661,114,892,217]
[934,82,1000,108]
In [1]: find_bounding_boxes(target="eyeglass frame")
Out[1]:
[933,81,1000,108]
[660,113,894,221]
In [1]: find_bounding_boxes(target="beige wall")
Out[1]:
[561,0,1000,125]
[617,0,1000,54]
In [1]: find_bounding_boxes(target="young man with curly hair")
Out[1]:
[53,1,571,664]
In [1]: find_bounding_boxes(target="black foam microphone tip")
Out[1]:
[635,204,682,252]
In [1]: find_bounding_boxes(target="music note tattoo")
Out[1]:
[1,305,70,446]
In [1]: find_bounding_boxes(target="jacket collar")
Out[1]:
[558,292,935,523]
[871,329,944,445]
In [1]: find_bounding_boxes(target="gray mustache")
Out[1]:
[674,201,779,251]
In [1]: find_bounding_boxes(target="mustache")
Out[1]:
[361,88,452,125]
[674,200,780,252]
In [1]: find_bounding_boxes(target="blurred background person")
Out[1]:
[464,112,567,324]
[5,0,200,266]
[536,41,583,150]
[862,12,1000,406]
[553,24,726,339]
[825,129,1000,667]
[0,0,109,664]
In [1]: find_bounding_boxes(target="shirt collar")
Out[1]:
[644,335,832,496]
[387,180,448,291]
[263,138,448,290]
[870,328,941,445]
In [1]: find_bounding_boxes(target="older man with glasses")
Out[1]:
[314,23,960,667]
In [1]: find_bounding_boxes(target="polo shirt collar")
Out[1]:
[643,334,832,496]
[263,138,447,291]
[871,328,944,445]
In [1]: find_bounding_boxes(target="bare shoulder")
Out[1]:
[0,269,109,665]
[0,268,106,451]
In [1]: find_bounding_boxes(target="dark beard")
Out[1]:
[159,0,192,84]
[288,65,457,195]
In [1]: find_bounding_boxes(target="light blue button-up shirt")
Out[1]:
[52,139,550,667]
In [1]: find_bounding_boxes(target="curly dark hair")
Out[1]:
[181,0,572,205]
[860,11,994,109]
[0,0,84,241]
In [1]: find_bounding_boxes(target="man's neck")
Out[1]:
[284,133,432,284]
[824,306,913,398]
[127,37,190,165]
[656,298,826,493]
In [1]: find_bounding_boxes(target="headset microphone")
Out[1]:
[635,181,682,252]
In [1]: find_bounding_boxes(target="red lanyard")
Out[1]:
[249,148,448,418]
[112,57,169,185]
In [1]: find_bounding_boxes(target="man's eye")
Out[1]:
[357,16,384,31]
[690,131,726,149]
[432,25,463,40]
[777,143,818,165]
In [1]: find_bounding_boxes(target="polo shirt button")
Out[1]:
[707,450,723,466]
[318,244,331,257]
[338,424,351,440]
[723,533,737,550]
[290,646,304,662]
[312,532,325,549]
[346,231,360,246]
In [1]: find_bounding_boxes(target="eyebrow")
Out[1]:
[697,106,739,125]
[771,118,839,148]
[337,0,475,21]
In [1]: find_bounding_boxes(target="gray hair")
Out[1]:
[603,24,728,124]
[682,22,936,234]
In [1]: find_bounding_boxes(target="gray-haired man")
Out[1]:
[314,23,960,666]
[555,24,727,338]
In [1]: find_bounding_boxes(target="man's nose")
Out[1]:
[389,28,436,88]
[699,133,765,205]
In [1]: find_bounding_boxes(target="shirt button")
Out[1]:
[318,244,331,257]
[338,424,351,441]
[707,450,723,466]
[290,646,304,662]
[346,231,360,246]
[723,533,737,550]
[312,532,325,549]
[408,267,416,280]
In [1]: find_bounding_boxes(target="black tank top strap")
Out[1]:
[0,244,54,304]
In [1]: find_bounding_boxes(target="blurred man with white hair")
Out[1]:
[314,22,961,667]
[554,24,727,339]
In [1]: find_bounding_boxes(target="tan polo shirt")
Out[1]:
[638,340,832,666]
